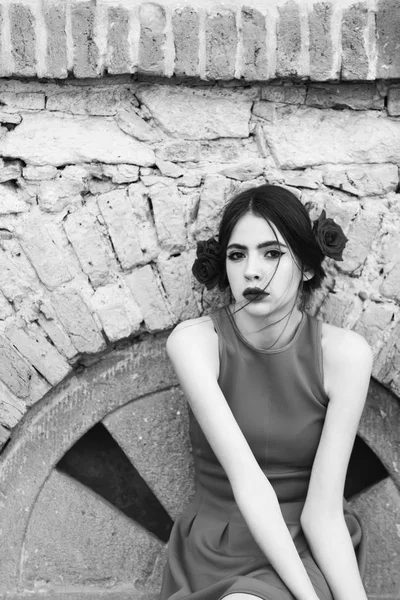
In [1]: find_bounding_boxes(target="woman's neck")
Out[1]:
[230,303,304,350]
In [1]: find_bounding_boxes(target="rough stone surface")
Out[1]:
[71,0,99,78]
[306,84,383,110]
[90,282,142,342]
[97,189,145,269]
[0,113,155,167]
[195,174,236,238]
[157,254,199,321]
[339,203,382,274]
[322,164,398,196]
[376,0,400,78]
[128,183,160,262]
[262,84,306,105]
[107,6,131,75]
[139,3,166,76]
[0,336,32,399]
[205,9,237,80]
[148,183,186,252]
[0,91,45,111]
[10,4,36,77]
[172,7,199,78]
[241,7,268,80]
[387,87,400,116]
[44,0,67,78]
[276,0,302,77]
[137,85,252,140]
[341,3,369,80]
[0,183,29,214]
[116,105,163,142]
[354,301,394,350]
[22,469,165,590]
[64,205,117,288]
[309,2,333,81]
[51,289,106,354]
[263,107,400,168]
[350,478,400,596]
[104,388,195,520]
[125,265,173,332]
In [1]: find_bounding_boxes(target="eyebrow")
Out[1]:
[226,241,288,251]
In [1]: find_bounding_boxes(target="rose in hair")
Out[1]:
[192,237,220,290]
[312,210,348,261]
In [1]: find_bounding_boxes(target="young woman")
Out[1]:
[161,185,373,600]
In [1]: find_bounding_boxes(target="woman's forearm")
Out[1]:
[302,513,368,600]
[233,475,319,600]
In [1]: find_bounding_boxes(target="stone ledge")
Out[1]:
[0,0,398,81]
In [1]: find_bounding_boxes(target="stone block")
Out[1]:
[107,6,131,75]
[38,177,84,213]
[104,388,195,521]
[0,378,26,428]
[276,0,302,77]
[219,160,265,181]
[137,85,252,140]
[19,215,73,290]
[71,0,100,77]
[263,106,400,168]
[116,105,163,142]
[139,3,166,76]
[44,0,67,78]
[0,240,39,306]
[125,265,173,332]
[64,206,116,288]
[341,3,369,80]
[388,87,400,116]
[0,91,45,110]
[0,424,10,447]
[205,8,237,80]
[51,289,106,354]
[156,159,184,178]
[350,478,400,596]
[306,84,383,110]
[283,169,322,189]
[37,309,78,361]
[90,282,142,342]
[261,84,306,105]
[0,160,22,183]
[0,336,32,399]
[377,0,400,78]
[22,469,165,590]
[354,302,394,349]
[380,261,400,302]
[97,189,144,269]
[148,183,186,252]
[0,112,22,125]
[252,100,275,122]
[157,254,198,321]
[156,141,201,163]
[322,164,398,196]
[23,165,58,181]
[0,113,155,167]
[240,7,268,80]
[195,174,236,238]
[128,183,159,262]
[317,292,359,328]
[5,323,71,386]
[102,164,139,184]
[309,2,333,81]
[0,291,13,320]
[47,88,119,116]
[0,182,29,214]
[10,3,36,77]
[340,204,382,274]
[172,7,199,78]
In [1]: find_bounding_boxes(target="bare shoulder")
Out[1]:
[321,321,373,389]
[166,315,219,376]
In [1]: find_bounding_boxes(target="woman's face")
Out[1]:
[225,212,304,319]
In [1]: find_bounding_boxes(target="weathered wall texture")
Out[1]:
[0,77,399,446]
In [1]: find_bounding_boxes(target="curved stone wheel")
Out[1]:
[0,334,195,600]
[0,335,398,599]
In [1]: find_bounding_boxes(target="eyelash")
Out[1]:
[227,250,285,261]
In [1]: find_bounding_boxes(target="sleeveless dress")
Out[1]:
[160,306,366,600]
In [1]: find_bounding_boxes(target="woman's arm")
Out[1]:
[301,324,373,600]
[167,318,320,600]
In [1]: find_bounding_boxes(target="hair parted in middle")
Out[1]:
[193,184,335,305]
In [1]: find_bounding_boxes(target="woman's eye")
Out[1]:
[265,250,284,259]
[227,251,244,261]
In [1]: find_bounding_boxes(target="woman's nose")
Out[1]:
[244,257,262,280]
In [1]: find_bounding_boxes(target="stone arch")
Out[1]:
[0,332,399,598]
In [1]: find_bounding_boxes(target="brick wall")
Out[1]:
[0,0,398,81]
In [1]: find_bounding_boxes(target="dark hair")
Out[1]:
[214,185,326,304]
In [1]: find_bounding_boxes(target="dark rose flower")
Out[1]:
[312,210,348,261]
[192,237,221,290]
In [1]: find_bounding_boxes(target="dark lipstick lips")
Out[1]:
[243,287,269,298]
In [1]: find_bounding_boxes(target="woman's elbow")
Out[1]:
[300,506,344,536]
